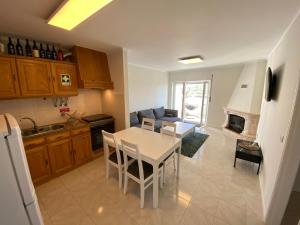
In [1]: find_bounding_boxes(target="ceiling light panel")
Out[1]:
[178,56,203,64]
[48,0,113,30]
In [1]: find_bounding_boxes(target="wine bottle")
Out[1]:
[51,45,57,60]
[32,40,39,58]
[16,39,23,56]
[25,39,32,57]
[39,43,46,58]
[46,44,52,59]
[7,37,15,55]
[57,48,64,61]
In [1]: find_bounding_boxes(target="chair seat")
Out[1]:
[109,151,124,164]
[128,161,163,179]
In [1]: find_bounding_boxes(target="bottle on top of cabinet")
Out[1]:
[51,45,57,60]
[57,48,64,61]
[16,39,23,56]
[25,39,32,57]
[7,37,15,55]
[32,40,39,58]
[39,43,46,58]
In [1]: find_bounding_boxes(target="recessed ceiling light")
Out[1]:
[48,0,113,31]
[178,56,203,64]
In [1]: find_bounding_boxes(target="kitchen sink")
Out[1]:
[22,124,65,137]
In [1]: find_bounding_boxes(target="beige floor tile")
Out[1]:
[36,127,264,225]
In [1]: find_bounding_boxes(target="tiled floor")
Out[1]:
[36,127,264,225]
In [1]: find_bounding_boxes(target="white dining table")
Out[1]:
[113,127,181,208]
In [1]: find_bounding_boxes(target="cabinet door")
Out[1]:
[17,59,53,96]
[0,56,20,98]
[48,139,73,175]
[72,132,92,166]
[25,145,51,184]
[51,63,78,96]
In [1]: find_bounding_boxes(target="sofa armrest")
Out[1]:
[164,109,178,117]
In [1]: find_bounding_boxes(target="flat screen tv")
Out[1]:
[265,67,277,101]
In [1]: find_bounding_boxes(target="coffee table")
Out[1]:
[163,121,196,139]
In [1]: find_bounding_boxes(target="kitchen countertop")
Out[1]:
[22,121,90,140]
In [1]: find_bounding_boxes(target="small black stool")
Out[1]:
[234,139,263,175]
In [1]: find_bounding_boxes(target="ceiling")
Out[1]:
[0,0,300,71]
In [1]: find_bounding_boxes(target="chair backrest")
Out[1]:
[121,139,145,180]
[141,118,155,131]
[102,130,122,165]
[160,121,176,137]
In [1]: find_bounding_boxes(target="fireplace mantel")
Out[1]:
[223,107,260,141]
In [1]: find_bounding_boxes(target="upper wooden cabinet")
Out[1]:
[0,56,20,99]
[51,62,78,96]
[17,59,53,97]
[72,46,113,89]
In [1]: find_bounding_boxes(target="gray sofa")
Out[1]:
[130,107,181,132]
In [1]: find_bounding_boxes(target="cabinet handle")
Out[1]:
[12,74,16,81]
[45,159,48,166]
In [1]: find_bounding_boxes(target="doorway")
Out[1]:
[173,81,210,125]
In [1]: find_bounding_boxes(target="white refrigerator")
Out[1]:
[0,114,44,225]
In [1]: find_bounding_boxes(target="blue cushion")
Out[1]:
[138,109,155,122]
[130,112,140,126]
[153,107,165,119]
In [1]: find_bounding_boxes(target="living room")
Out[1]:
[1,1,300,225]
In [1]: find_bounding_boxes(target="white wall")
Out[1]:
[128,64,168,112]
[256,9,300,223]
[0,89,102,128]
[168,64,243,128]
[227,61,266,114]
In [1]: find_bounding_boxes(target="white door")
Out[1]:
[173,81,210,125]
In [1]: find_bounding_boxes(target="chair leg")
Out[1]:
[140,183,145,208]
[118,167,122,190]
[124,173,128,194]
[163,163,166,184]
[160,170,163,188]
[173,154,176,171]
[106,162,110,179]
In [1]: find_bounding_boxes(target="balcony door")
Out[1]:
[173,81,210,125]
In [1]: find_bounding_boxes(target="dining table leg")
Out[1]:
[177,142,181,178]
[152,162,159,208]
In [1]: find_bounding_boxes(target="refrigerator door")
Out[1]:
[4,114,36,205]
[0,115,31,225]
[26,194,44,225]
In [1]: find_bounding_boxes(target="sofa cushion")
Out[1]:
[138,109,156,122]
[160,117,181,123]
[153,107,165,119]
[130,112,140,127]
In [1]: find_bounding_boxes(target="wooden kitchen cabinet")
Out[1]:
[72,46,113,89]
[48,139,73,175]
[0,56,20,99]
[72,132,92,166]
[51,62,78,96]
[25,145,51,184]
[16,59,53,97]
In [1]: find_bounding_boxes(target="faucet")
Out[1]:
[20,117,38,131]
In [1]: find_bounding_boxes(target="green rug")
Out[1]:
[180,132,209,158]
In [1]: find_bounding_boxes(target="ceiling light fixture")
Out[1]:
[48,0,113,31]
[178,55,203,64]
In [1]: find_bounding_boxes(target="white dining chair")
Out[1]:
[102,130,124,189]
[160,121,177,182]
[141,118,155,131]
[121,139,163,208]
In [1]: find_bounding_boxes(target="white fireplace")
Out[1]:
[223,107,259,141]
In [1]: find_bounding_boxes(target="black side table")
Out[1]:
[234,139,263,175]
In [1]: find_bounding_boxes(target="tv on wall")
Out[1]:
[265,67,277,102]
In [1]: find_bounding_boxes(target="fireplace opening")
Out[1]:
[227,114,245,133]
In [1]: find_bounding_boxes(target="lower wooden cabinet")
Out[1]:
[48,139,73,175]
[72,132,92,166]
[24,127,93,185]
[25,145,51,184]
